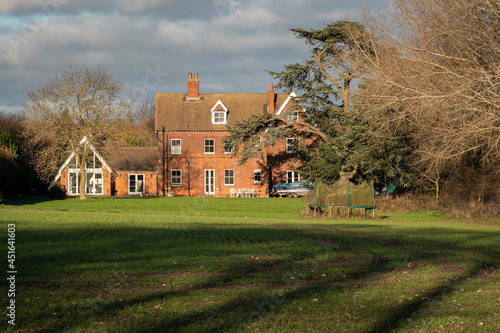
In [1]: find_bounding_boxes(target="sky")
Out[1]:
[0,0,388,113]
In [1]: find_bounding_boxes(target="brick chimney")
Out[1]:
[187,73,200,100]
[268,83,275,114]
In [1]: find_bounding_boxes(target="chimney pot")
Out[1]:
[187,73,200,100]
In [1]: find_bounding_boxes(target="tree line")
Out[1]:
[224,0,499,216]
[0,66,156,199]
[1,0,498,214]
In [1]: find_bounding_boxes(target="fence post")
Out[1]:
[372,180,376,218]
[347,182,350,208]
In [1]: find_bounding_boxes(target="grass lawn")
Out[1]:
[1,196,499,332]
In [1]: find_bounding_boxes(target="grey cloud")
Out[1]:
[0,0,385,112]
[0,0,116,15]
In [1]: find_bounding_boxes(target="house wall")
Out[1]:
[114,171,158,197]
[266,137,308,186]
[156,130,312,197]
[267,107,313,186]
[158,131,268,197]
[58,166,113,196]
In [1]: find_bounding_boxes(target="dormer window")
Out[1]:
[211,99,228,125]
[287,110,299,122]
[213,111,226,124]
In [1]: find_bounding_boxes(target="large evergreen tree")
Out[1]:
[225,21,411,185]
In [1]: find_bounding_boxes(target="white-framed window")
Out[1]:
[254,169,262,183]
[204,139,215,154]
[286,170,300,183]
[211,99,228,125]
[286,138,299,154]
[171,169,182,186]
[171,139,181,154]
[205,169,215,194]
[213,111,226,124]
[287,110,299,122]
[224,169,235,186]
[129,174,144,194]
[68,152,103,195]
[68,171,79,195]
[224,144,234,154]
[255,136,262,148]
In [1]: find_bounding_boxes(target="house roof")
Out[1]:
[48,137,158,190]
[156,93,289,131]
[48,136,113,190]
[104,147,158,172]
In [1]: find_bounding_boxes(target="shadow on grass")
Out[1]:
[15,221,499,332]
[367,263,491,333]
[1,195,56,206]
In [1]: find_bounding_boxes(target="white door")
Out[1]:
[204,169,215,194]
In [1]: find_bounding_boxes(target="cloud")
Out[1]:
[0,0,112,15]
[120,0,174,13]
[213,7,282,30]
[0,0,385,112]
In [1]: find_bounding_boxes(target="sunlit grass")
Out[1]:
[0,196,498,332]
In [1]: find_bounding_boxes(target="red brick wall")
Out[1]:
[114,171,158,197]
[57,167,157,197]
[265,137,308,186]
[158,131,268,197]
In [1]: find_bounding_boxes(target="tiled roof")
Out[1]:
[103,146,158,172]
[156,93,289,131]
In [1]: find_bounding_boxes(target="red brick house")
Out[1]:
[155,73,308,197]
[49,137,158,197]
[49,74,307,198]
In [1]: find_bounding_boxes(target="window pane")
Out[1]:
[254,169,261,183]
[95,173,103,194]
[286,171,300,183]
[213,112,225,123]
[69,171,78,194]
[94,157,102,169]
[86,172,94,194]
[224,169,234,186]
[287,110,299,121]
[84,153,93,169]
[286,138,298,153]
[171,170,182,186]
[205,169,215,194]
[171,139,181,154]
[69,156,77,168]
[204,139,215,153]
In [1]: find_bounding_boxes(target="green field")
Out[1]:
[1,196,499,332]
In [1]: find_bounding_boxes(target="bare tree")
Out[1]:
[357,0,500,199]
[23,65,129,199]
[110,99,156,147]
[133,99,156,133]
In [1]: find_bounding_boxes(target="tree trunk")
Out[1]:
[433,172,440,201]
[79,168,87,200]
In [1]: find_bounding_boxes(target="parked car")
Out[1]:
[271,182,311,198]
